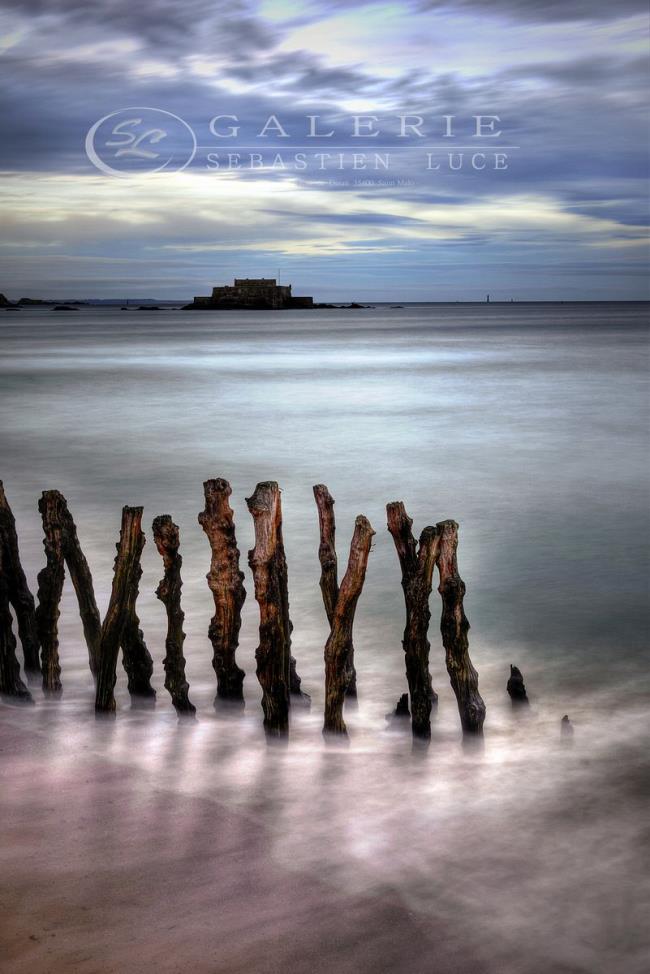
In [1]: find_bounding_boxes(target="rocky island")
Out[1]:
[184,277,314,310]
[183,277,372,310]
[1,284,371,311]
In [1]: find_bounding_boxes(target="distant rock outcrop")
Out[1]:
[561,715,574,740]
[385,693,411,728]
[507,664,529,705]
[1,293,22,310]
[393,692,410,717]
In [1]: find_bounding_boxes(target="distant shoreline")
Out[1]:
[3,298,649,309]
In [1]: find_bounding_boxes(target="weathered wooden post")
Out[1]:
[322,515,374,736]
[198,479,246,706]
[36,490,102,693]
[118,554,155,703]
[507,664,529,705]
[246,482,296,736]
[152,515,195,715]
[386,502,440,740]
[35,496,65,694]
[435,519,486,736]
[95,506,154,713]
[0,545,33,702]
[313,484,357,696]
[0,481,40,683]
[59,499,102,677]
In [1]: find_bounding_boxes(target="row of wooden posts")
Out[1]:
[0,478,488,739]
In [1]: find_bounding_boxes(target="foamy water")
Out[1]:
[1,303,648,972]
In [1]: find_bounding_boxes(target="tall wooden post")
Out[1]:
[313,484,357,696]
[0,481,40,683]
[35,498,65,694]
[246,482,293,736]
[198,479,246,706]
[436,519,486,736]
[387,502,440,739]
[95,506,154,713]
[36,490,102,692]
[152,515,195,715]
[59,498,102,677]
[322,515,374,736]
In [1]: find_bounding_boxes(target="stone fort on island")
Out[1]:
[186,278,314,310]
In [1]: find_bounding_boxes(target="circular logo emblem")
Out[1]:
[85,107,197,177]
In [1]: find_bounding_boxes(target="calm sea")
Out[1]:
[1,302,648,972]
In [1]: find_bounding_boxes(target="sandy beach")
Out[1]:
[1,708,484,974]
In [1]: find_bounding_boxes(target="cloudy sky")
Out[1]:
[0,0,648,300]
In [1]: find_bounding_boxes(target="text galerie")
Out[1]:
[205,113,510,171]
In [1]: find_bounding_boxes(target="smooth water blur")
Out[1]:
[1,303,649,972]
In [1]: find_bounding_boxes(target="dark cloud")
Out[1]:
[0,0,277,53]
[2,0,646,71]
[0,0,275,49]
[249,0,649,23]
[0,44,646,224]
[503,54,650,86]
[412,0,648,23]
[262,210,426,226]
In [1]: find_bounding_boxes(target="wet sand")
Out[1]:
[1,710,484,974]
[2,689,649,974]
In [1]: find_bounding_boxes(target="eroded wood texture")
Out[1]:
[61,501,102,677]
[386,502,440,740]
[198,479,246,706]
[119,567,155,702]
[0,545,33,701]
[323,515,374,736]
[152,515,195,715]
[35,497,65,694]
[246,482,294,736]
[436,519,486,736]
[35,490,102,693]
[289,652,310,705]
[0,481,40,682]
[95,506,151,713]
[313,484,356,697]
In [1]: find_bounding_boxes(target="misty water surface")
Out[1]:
[1,303,648,973]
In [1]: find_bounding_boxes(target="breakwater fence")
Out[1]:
[1,476,543,742]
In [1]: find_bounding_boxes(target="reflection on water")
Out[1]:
[1,303,649,972]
